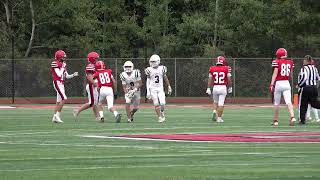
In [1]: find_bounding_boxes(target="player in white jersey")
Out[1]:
[119,61,143,123]
[145,54,172,123]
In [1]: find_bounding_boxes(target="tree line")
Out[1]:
[1,0,319,59]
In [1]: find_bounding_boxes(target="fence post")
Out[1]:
[11,35,15,104]
[174,58,177,97]
[233,58,236,97]
[115,58,118,83]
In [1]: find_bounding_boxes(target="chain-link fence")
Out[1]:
[0,57,319,103]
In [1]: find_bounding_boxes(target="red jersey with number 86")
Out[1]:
[272,59,294,81]
[209,65,229,85]
[93,69,113,87]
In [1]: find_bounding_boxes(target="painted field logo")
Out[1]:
[118,132,320,142]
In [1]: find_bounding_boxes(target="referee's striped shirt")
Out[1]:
[298,64,320,87]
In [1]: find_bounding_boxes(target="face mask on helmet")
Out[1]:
[123,61,134,73]
[149,54,160,68]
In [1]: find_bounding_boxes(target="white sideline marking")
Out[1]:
[0,106,16,109]
[0,162,312,172]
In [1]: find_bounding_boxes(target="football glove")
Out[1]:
[73,72,79,77]
[126,90,135,99]
[206,88,211,95]
[269,84,274,93]
[227,87,232,94]
[167,86,172,95]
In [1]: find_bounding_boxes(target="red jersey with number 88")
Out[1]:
[209,65,229,85]
[93,69,113,87]
[272,59,294,81]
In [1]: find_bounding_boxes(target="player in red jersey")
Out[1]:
[51,50,78,123]
[206,56,232,123]
[73,52,100,121]
[269,48,296,126]
[93,61,121,123]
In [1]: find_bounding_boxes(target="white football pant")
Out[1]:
[212,85,227,106]
[98,86,114,109]
[53,81,67,102]
[150,88,166,106]
[274,80,292,106]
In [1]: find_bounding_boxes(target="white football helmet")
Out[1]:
[123,61,134,73]
[149,54,160,68]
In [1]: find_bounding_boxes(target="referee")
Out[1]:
[298,55,320,124]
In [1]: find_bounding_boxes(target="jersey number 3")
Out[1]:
[280,64,291,76]
[213,72,225,84]
[99,72,111,84]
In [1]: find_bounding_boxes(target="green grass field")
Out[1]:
[0,104,320,180]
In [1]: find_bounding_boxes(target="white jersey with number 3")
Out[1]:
[145,66,167,89]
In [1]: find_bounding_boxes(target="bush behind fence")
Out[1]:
[0,58,318,101]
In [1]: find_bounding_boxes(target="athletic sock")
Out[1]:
[99,111,104,118]
[113,111,118,117]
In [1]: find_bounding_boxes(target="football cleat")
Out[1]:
[307,117,312,121]
[115,114,122,123]
[216,118,224,123]
[158,117,166,123]
[96,117,104,123]
[316,119,320,122]
[289,117,296,126]
[52,115,63,123]
[271,120,278,126]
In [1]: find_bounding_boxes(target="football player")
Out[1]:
[51,50,78,123]
[206,56,232,123]
[145,54,172,123]
[93,61,121,123]
[73,52,100,121]
[119,61,142,123]
[269,48,296,126]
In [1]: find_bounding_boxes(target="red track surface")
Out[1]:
[120,132,320,142]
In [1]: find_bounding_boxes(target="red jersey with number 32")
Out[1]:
[272,59,294,81]
[209,65,229,85]
[93,69,113,87]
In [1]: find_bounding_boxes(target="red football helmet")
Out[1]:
[216,56,226,65]
[95,61,105,71]
[87,52,100,64]
[55,50,66,61]
[276,48,287,59]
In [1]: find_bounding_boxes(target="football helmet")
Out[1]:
[123,61,134,73]
[55,50,66,62]
[276,48,287,59]
[95,61,105,71]
[216,56,226,65]
[149,54,160,68]
[87,52,100,64]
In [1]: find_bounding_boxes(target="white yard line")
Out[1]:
[0,162,312,172]
[81,135,320,143]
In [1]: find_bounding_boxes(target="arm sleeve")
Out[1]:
[64,71,74,79]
